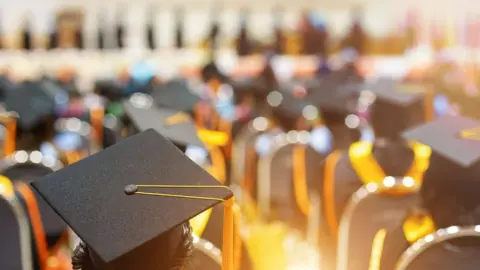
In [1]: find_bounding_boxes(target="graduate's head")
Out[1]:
[368,79,428,140]
[72,223,194,270]
[403,116,480,228]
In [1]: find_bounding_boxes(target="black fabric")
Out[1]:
[345,194,418,270]
[123,99,204,147]
[267,144,323,232]
[32,129,233,266]
[5,82,57,130]
[2,163,66,247]
[151,79,201,115]
[379,223,410,270]
[402,116,480,167]
[0,194,24,269]
[401,237,480,270]
[318,145,415,269]
[332,146,415,225]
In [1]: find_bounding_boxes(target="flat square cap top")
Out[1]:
[31,129,232,264]
[124,94,204,147]
[309,82,361,114]
[364,78,427,106]
[402,115,480,166]
[151,79,201,112]
[5,81,57,129]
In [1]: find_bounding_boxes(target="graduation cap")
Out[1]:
[403,116,480,168]
[123,93,204,149]
[402,116,480,209]
[94,79,124,101]
[366,79,430,138]
[31,129,235,270]
[267,90,319,131]
[151,79,201,114]
[4,81,58,130]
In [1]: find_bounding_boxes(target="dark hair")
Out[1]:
[72,223,194,270]
[420,154,480,228]
[370,98,424,140]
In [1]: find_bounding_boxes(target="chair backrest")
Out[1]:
[0,178,33,270]
[1,152,67,250]
[230,121,264,186]
[257,134,322,232]
[337,177,420,270]
[192,236,222,270]
[397,226,480,270]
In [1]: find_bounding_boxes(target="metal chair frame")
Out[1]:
[256,133,320,240]
[0,186,33,270]
[0,150,64,173]
[193,235,223,266]
[396,225,480,270]
[230,121,264,186]
[336,178,420,270]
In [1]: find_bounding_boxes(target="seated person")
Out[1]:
[318,80,431,268]
[374,116,480,270]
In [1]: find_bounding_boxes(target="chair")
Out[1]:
[0,176,33,270]
[0,151,67,250]
[230,119,265,186]
[397,226,480,270]
[257,133,322,233]
[0,150,63,181]
[192,235,222,270]
[337,177,420,270]
[0,112,18,157]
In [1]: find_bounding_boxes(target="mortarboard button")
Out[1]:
[124,184,138,195]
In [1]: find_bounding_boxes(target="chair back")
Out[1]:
[192,236,222,270]
[0,177,33,270]
[337,177,420,270]
[397,226,480,270]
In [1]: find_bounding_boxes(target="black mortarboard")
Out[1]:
[0,75,15,101]
[5,81,57,130]
[31,130,233,269]
[310,82,360,114]
[267,90,319,131]
[202,62,228,83]
[94,79,124,101]
[151,79,201,114]
[123,94,204,148]
[366,79,428,138]
[402,116,480,167]
[402,116,480,213]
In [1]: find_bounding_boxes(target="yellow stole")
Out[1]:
[349,141,431,188]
